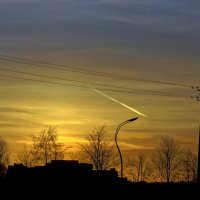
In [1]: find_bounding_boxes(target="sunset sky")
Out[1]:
[0,0,199,162]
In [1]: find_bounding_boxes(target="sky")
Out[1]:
[0,0,199,162]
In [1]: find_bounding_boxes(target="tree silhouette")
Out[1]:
[78,126,118,170]
[32,126,66,165]
[16,145,39,167]
[181,150,197,182]
[125,151,151,182]
[151,136,182,183]
[0,136,9,177]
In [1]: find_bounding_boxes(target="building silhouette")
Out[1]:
[7,160,120,187]
[3,159,199,198]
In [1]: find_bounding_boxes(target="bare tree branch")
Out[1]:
[0,136,9,177]
[32,126,67,165]
[125,151,152,182]
[151,136,182,183]
[77,126,119,170]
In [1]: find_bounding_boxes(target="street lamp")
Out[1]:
[115,117,139,178]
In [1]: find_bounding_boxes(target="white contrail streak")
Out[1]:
[93,88,148,117]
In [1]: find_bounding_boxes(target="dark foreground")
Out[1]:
[2,161,199,199]
[0,178,199,199]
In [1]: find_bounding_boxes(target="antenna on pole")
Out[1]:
[191,87,200,101]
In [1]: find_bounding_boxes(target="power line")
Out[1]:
[0,67,188,97]
[0,57,102,76]
[0,55,110,74]
[0,55,193,88]
[0,73,189,98]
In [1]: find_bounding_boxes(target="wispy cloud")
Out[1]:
[0,106,31,114]
[92,0,200,34]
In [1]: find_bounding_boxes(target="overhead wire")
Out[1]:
[0,55,193,88]
[0,67,188,97]
[0,73,189,98]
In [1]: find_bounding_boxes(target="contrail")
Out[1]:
[93,88,148,117]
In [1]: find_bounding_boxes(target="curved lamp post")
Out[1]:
[115,117,139,178]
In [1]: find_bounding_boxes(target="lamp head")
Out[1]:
[127,117,139,122]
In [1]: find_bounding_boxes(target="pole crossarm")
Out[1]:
[191,86,200,101]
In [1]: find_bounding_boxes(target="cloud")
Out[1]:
[0,122,40,128]
[0,106,31,114]
[0,0,199,60]
[0,106,59,115]
[94,0,200,34]
[122,135,160,147]
[1,0,200,35]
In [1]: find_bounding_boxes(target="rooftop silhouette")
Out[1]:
[7,160,119,183]
[1,159,199,199]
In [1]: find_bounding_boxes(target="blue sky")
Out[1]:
[1,0,200,56]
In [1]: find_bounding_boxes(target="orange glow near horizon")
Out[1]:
[0,0,199,164]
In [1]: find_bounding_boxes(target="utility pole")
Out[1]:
[197,87,200,101]
[197,124,200,184]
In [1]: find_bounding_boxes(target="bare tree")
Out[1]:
[125,151,151,182]
[78,126,118,170]
[16,145,39,167]
[52,142,66,160]
[151,136,182,183]
[32,126,66,165]
[0,137,9,177]
[181,150,197,182]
